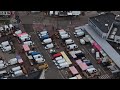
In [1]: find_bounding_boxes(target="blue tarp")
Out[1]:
[30,52,40,56]
[40,34,49,40]
[16,54,21,59]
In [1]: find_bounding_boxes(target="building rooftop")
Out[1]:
[89,13,116,33]
[84,25,120,69]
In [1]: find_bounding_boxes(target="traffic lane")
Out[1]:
[68,28,107,75]
[28,33,64,79]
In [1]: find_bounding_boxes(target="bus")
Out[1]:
[60,51,72,65]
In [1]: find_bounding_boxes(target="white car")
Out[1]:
[45,43,54,49]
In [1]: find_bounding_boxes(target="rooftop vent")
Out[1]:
[105,24,108,26]
[115,15,120,21]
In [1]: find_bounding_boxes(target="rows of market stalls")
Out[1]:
[0,22,115,79]
[34,23,112,79]
[0,23,48,79]
[36,22,119,79]
[70,26,118,78]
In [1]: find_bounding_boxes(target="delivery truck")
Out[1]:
[0,41,12,52]
[60,34,70,39]
[42,38,52,44]
[57,62,69,69]
[65,39,74,45]
[67,44,78,50]
[13,70,24,77]
[11,66,21,72]
[54,58,66,65]
[80,39,85,45]
[8,58,18,65]
[45,43,54,49]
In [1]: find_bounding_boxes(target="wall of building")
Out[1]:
[102,33,107,39]
[114,35,120,43]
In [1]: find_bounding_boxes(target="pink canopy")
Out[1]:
[22,44,30,52]
[76,59,82,65]
[58,29,64,32]
[92,41,101,51]
[69,66,79,75]
[78,62,89,71]
[17,32,28,37]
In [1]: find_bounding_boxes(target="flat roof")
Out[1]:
[84,25,120,69]
[89,13,116,33]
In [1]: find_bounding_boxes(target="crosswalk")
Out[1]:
[98,74,111,79]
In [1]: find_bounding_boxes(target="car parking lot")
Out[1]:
[20,22,112,79]
[7,11,117,79]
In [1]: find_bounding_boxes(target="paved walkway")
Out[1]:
[84,24,120,69]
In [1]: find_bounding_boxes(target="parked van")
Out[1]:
[0,63,6,69]
[20,36,31,42]
[12,66,21,72]
[61,34,70,39]
[74,29,84,37]
[14,70,24,76]
[9,24,14,29]
[65,39,74,45]
[0,60,4,64]
[4,25,9,31]
[0,27,4,32]
[59,31,67,35]
[86,68,97,74]
[23,41,34,46]
[57,62,69,69]
[0,41,9,47]
[40,31,48,35]
[45,43,54,49]
[55,56,63,61]
[80,39,85,45]
[55,59,66,64]
[0,70,7,75]
[96,52,100,60]
[39,34,49,40]
[42,38,52,44]
[67,44,78,50]
[8,58,18,65]
[1,45,12,52]
[35,57,45,63]
[14,30,22,36]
